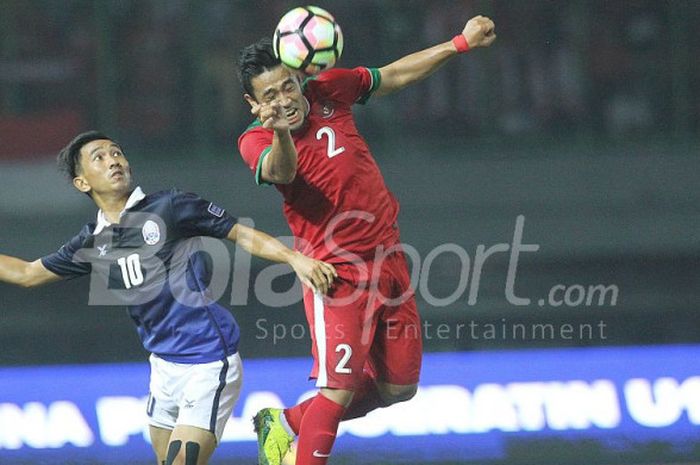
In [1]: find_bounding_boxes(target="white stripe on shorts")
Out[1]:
[313,291,328,387]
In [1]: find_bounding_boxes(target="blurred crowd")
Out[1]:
[0,0,697,154]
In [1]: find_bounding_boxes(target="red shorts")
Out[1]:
[303,248,423,389]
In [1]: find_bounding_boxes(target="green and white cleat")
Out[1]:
[253,408,294,465]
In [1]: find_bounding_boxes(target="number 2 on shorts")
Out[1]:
[335,343,353,374]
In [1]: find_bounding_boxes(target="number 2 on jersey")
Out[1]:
[316,126,345,158]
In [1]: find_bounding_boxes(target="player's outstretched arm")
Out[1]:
[249,102,298,184]
[227,224,337,294]
[375,15,496,97]
[0,255,62,288]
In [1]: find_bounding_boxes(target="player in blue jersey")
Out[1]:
[0,131,337,465]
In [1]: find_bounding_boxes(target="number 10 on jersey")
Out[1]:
[117,253,144,289]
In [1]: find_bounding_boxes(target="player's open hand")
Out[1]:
[462,15,496,48]
[251,101,291,131]
[289,252,337,295]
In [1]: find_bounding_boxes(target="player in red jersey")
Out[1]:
[237,15,496,465]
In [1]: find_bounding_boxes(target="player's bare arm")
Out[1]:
[263,123,298,184]
[0,255,61,288]
[248,102,298,184]
[375,15,496,97]
[227,223,337,294]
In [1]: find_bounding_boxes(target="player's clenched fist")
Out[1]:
[289,252,338,295]
[462,15,496,48]
[250,101,290,131]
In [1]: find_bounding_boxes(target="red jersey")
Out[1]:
[238,67,400,264]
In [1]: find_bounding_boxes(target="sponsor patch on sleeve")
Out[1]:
[207,202,225,218]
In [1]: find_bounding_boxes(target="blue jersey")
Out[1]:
[41,187,239,363]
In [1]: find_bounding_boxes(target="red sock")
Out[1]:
[284,374,388,435]
[295,394,346,465]
[343,373,387,420]
[283,397,314,435]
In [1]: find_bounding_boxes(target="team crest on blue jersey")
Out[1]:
[207,202,225,218]
[142,220,161,245]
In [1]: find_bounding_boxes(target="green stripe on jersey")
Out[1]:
[357,67,382,105]
[244,118,263,134]
[255,146,272,186]
[302,74,318,92]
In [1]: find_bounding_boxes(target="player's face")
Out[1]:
[74,139,132,197]
[249,66,307,130]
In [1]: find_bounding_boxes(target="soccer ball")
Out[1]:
[273,6,344,75]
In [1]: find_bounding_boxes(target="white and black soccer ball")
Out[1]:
[273,6,344,75]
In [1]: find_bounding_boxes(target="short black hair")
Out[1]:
[57,130,112,180]
[237,37,282,98]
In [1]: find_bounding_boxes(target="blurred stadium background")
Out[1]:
[1,0,699,464]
